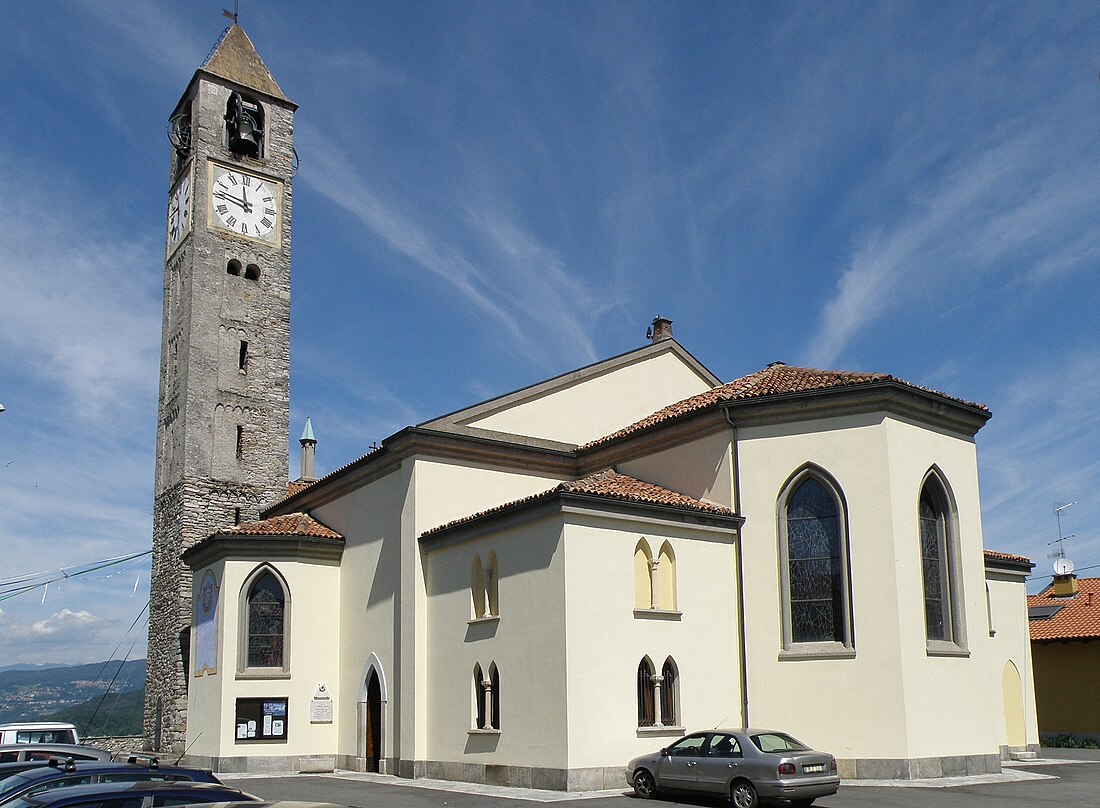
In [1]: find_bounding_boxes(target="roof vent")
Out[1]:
[647,316,673,342]
[767,361,787,367]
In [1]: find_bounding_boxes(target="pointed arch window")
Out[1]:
[660,657,679,727]
[778,469,854,656]
[470,551,499,620]
[239,566,290,674]
[919,472,967,653]
[637,657,656,727]
[471,661,500,732]
[656,542,677,611]
[634,538,681,616]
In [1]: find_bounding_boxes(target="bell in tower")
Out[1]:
[225,91,265,157]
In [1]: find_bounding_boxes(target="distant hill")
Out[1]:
[43,689,145,738]
[0,659,145,724]
[0,663,68,674]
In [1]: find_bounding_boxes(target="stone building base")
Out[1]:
[836,753,1001,780]
[185,751,1018,790]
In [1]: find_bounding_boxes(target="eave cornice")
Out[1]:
[182,534,344,568]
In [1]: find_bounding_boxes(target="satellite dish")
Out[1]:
[1054,557,1075,576]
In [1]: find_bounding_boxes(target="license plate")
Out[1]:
[803,764,825,773]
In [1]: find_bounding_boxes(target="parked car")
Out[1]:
[0,728,79,747]
[0,781,255,808]
[626,728,840,808]
[0,756,223,806]
[0,747,111,765]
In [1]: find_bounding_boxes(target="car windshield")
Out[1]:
[750,732,811,753]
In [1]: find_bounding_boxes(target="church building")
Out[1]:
[148,25,1039,790]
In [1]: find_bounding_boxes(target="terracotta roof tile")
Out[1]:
[220,512,342,541]
[581,363,988,450]
[1028,578,1100,641]
[423,468,735,537]
[984,549,1032,565]
[286,480,314,498]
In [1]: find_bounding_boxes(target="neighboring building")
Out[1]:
[1028,576,1100,741]
[152,24,1039,790]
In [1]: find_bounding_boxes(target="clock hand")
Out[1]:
[213,190,250,211]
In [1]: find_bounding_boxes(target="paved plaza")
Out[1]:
[222,748,1100,808]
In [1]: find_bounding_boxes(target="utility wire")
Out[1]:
[0,550,151,587]
[0,551,151,602]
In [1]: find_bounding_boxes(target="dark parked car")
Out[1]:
[0,748,111,765]
[626,728,840,807]
[0,781,255,808]
[0,757,223,806]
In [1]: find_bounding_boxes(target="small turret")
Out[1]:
[298,417,317,483]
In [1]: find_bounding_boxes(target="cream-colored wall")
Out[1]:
[423,516,569,767]
[465,350,714,445]
[986,574,1039,747]
[562,516,741,769]
[881,417,1002,759]
[311,465,408,764]
[412,459,575,763]
[619,429,734,509]
[737,413,909,758]
[736,412,1007,761]
[186,555,341,758]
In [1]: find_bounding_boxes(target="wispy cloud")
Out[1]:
[0,160,161,419]
[805,113,1100,367]
[297,124,601,370]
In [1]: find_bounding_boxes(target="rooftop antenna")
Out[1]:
[223,1,239,24]
[1046,501,1077,562]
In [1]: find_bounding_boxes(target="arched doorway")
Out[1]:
[366,669,382,772]
[1002,661,1026,747]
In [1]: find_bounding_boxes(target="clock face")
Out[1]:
[166,170,192,256]
[209,166,280,243]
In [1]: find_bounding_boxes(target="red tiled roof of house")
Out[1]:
[423,468,735,537]
[286,480,314,498]
[581,363,988,450]
[220,511,343,541]
[984,549,1032,565]
[1028,578,1100,641]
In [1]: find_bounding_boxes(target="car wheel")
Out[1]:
[730,779,758,808]
[632,769,658,799]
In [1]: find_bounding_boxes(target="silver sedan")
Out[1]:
[626,728,840,807]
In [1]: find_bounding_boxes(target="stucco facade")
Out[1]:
[179,338,1036,786]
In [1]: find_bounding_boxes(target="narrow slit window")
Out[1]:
[238,340,248,372]
[235,425,244,460]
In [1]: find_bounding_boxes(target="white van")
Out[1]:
[0,722,80,745]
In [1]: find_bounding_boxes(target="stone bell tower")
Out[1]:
[145,25,296,752]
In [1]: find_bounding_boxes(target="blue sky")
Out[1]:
[0,1,1098,664]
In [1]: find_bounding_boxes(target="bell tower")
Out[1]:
[145,25,296,753]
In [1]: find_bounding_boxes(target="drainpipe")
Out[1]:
[724,406,750,728]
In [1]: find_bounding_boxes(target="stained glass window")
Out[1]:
[920,487,950,641]
[660,658,678,726]
[247,571,285,668]
[786,478,844,643]
[637,658,655,726]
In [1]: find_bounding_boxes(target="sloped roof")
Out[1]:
[422,468,734,538]
[201,25,289,102]
[1029,578,1100,641]
[984,549,1032,565]
[219,511,342,540]
[581,363,988,450]
[286,480,314,498]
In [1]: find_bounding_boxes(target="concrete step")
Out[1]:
[1010,750,1038,760]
